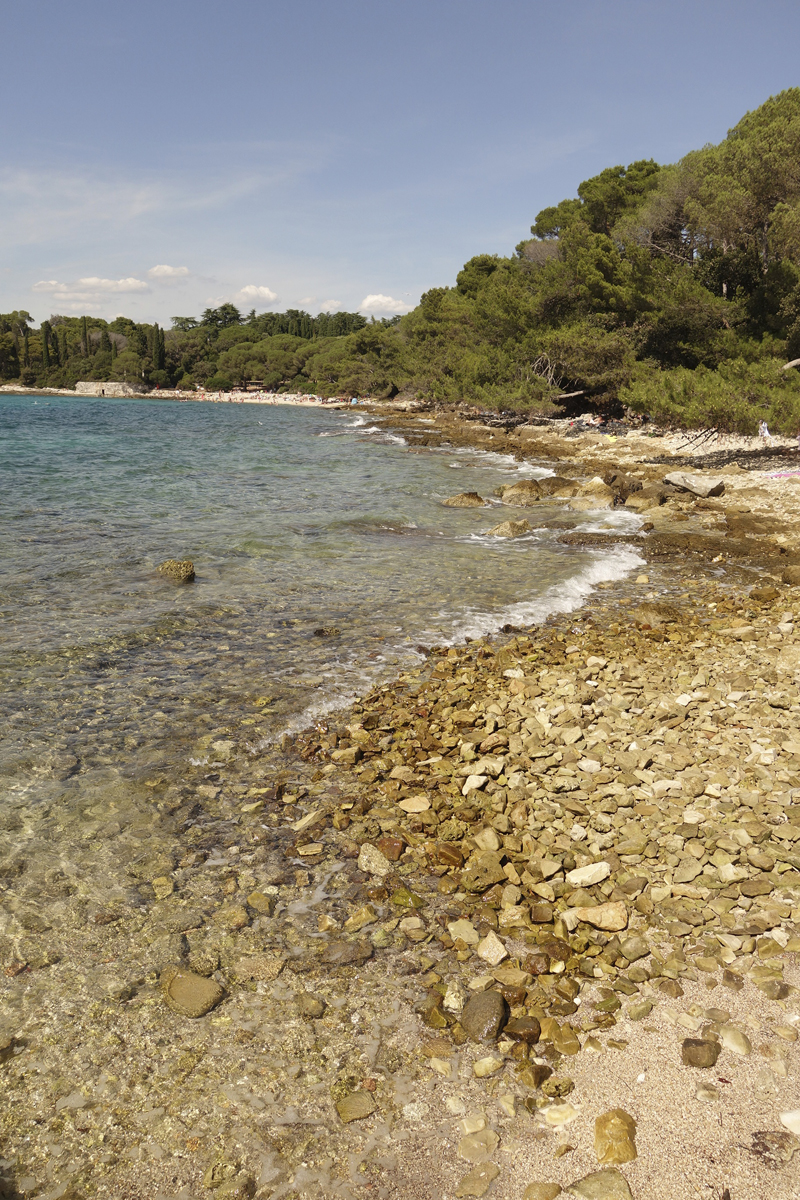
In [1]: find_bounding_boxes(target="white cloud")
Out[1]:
[320,299,342,312]
[360,293,412,315]
[148,264,190,279]
[32,276,150,304]
[299,296,316,306]
[236,283,278,305]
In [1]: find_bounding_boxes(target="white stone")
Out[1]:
[577,758,602,774]
[566,861,611,887]
[462,775,489,796]
[473,827,501,852]
[720,1026,752,1056]
[779,1110,800,1136]
[448,919,480,945]
[543,1103,580,1126]
[397,794,430,813]
[476,930,508,966]
[473,1057,504,1078]
[358,843,391,876]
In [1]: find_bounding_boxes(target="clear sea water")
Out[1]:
[0,393,643,888]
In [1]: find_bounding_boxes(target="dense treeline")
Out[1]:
[0,303,376,393]
[6,90,800,430]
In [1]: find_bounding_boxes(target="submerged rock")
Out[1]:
[486,519,532,538]
[160,966,224,1018]
[156,558,195,583]
[444,492,487,507]
[336,1091,377,1123]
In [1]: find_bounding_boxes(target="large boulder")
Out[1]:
[663,471,725,498]
[569,477,615,511]
[486,519,532,538]
[539,476,580,498]
[443,492,487,507]
[501,479,543,506]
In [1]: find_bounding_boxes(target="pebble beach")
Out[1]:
[2,404,800,1200]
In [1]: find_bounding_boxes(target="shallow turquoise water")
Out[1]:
[0,393,642,788]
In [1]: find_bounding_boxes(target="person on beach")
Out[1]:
[759,419,773,444]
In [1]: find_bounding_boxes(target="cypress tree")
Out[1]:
[111,338,117,361]
[23,330,29,367]
[81,316,89,357]
[41,321,50,370]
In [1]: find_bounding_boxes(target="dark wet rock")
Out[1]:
[156,558,195,583]
[681,1038,721,1068]
[443,492,487,507]
[313,626,341,637]
[663,470,725,498]
[160,965,224,1018]
[461,989,509,1042]
[504,1016,541,1045]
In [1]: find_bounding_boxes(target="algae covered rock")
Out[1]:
[156,558,195,583]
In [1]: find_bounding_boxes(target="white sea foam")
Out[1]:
[430,543,644,643]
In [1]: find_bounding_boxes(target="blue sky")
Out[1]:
[3,0,799,324]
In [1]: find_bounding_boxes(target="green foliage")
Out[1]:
[621,357,800,433]
[5,91,800,430]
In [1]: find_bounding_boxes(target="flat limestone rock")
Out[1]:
[336,1091,376,1123]
[156,558,195,583]
[566,1169,633,1200]
[663,471,725,498]
[443,492,487,507]
[566,862,611,887]
[160,966,224,1018]
[572,902,628,932]
[456,1162,500,1197]
[594,1109,637,1165]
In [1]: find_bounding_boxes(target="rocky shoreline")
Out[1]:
[1,415,800,1200]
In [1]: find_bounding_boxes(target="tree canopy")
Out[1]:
[7,91,800,431]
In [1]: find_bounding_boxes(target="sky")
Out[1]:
[2,0,800,325]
